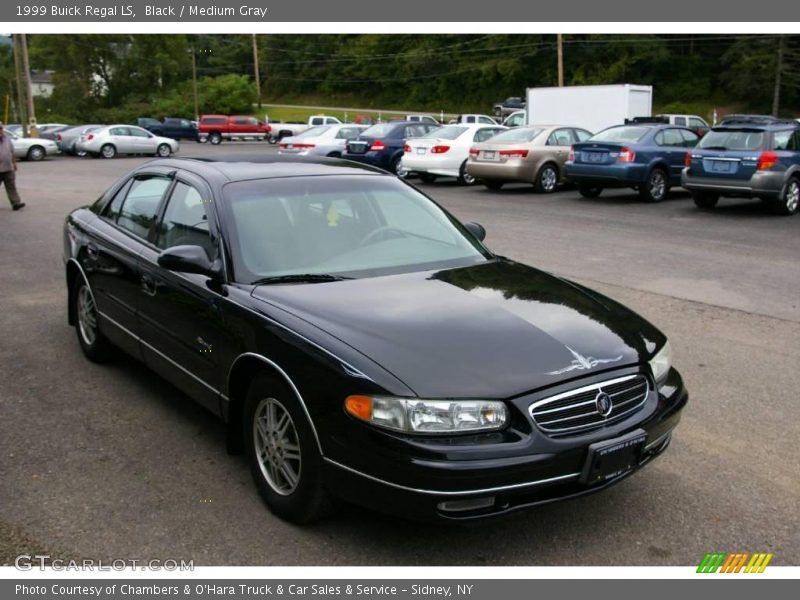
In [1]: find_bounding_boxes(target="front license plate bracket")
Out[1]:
[580,429,647,486]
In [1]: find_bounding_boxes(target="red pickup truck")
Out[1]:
[198,114,271,144]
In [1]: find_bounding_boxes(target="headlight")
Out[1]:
[648,341,672,384]
[345,395,508,434]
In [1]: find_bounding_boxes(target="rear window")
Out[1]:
[590,126,649,143]
[698,129,765,151]
[487,128,543,143]
[423,126,468,140]
[360,123,397,138]
[296,126,331,138]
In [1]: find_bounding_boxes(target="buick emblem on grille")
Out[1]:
[595,391,613,417]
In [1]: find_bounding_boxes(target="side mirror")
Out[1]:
[157,245,222,280]
[464,222,486,242]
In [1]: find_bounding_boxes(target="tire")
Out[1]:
[392,157,408,179]
[100,144,117,159]
[72,276,114,363]
[578,185,603,198]
[26,145,45,161]
[534,163,559,193]
[483,180,504,191]
[419,173,437,183]
[156,143,172,158]
[267,134,278,145]
[209,132,222,145]
[76,149,88,157]
[640,168,668,202]
[692,191,719,209]
[458,161,477,186]
[244,372,333,524]
[771,178,800,216]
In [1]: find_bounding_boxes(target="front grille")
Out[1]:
[530,374,649,435]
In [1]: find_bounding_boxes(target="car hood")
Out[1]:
[251,260,664,398]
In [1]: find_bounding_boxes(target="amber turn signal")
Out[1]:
[345,395,373,421]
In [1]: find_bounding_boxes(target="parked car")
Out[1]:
[64,155,686,523]
[468,125,593,193]
[565,123,701,202]
[502,110,526,128]
[138,117,199,141]
[401,123,506,185]
[404,115,440,125]
[198,115,271,144]
[75,124,179,159]
[453,114,499,125]
[38,124,73,141]
[265,115,343,143]
[8,132,59,161]
[57,124,104,156]
[342,121,438,176]
[278,124,368,157]
[682,118,800,215]
[493,96,526,119]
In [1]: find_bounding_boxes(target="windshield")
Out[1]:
[698,129,765,151]
[223,176,490,283]
[295,126,331,139]
[487,128,543,143]
[590,126,649,143]
[424,126,468,140]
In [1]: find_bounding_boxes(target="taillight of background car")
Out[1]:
[431,145,450,154]
[499,149,528,158]
[757,151,779,170]
[469,147,479,157]
[370,140,385,151]
[403,144,411,153]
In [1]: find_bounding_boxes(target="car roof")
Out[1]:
[145,155,390,182]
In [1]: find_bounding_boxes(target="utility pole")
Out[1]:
[252,34,261,109]
[191,47,199,122]
[772,35,785,117]
[557,34,564,87]
[12,35,28,136]
[19,33,36,136]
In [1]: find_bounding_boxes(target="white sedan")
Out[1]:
[401,123,506,185]
[278,124,368,158]
[9,133,60,161]
[76,125,179,159]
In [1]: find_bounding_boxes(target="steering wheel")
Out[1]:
[358,226,408,247]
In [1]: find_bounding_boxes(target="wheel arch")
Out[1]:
[225,352,323,456]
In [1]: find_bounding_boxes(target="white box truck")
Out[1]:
[525,84,653,133]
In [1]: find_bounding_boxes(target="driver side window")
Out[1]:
[155,182,214,258]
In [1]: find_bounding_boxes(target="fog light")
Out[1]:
[437,497,495,513]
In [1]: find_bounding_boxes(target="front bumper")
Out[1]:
[323,366,687,521]
[565,162,647,187]
[681,168,785,198]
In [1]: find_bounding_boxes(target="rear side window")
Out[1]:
[772,130,795,151]
[574,129,592,142]
[547,129,573,146]
[110,127,130,136]
[116,176,173,240]
[473,128,503,143]
[405,125,429,138]
[655,129,685,147]
[673,117,687,126]
[680,130,700,148]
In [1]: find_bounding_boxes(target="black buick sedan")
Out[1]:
[64,156,687,523]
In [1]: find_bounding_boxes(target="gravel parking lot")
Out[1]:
[1,143,798,566]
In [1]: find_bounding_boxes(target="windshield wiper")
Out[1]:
[250,273,352,285]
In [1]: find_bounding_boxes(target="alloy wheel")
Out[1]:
[785,180,799,214]
[76,285,97,346]
[253,398,302,496]
[649,170,666,200]
[540,166,557,192]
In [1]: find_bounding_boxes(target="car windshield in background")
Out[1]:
[487,128,543,143]
[698,129,765,151]
[360,123,397,138]
[590,126,649,143]
[424,126,468,140]
[296,126,331,138]
[223,176,490,283]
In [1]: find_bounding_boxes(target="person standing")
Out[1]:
[0,121,25,211]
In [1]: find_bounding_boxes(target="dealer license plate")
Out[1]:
[417,148,427,155]
[483,151,496,160]
[580,429,646,485]
[711,160,734,173]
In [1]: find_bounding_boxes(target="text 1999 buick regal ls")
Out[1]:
[64,156,686,523]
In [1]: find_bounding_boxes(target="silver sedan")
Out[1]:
[76,125,179,159]
[278,124,367,157]
[9,133,60,161]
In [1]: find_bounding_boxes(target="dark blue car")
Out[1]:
[682,118,800,216]
[565,123,701,202]
[342,121,437,176]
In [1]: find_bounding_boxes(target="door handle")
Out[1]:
[86,244,99,259]
[140,275,158,297]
